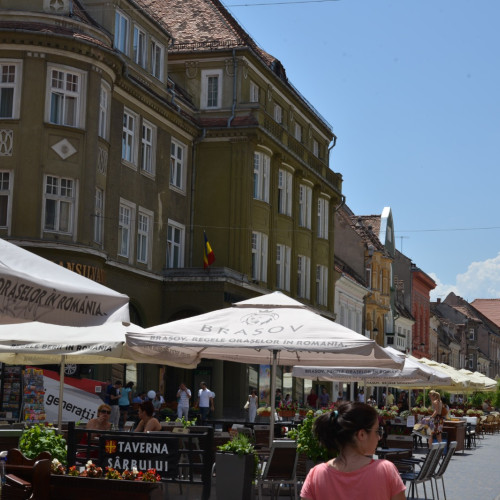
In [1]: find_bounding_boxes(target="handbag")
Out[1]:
[441,404,448,417]
[244,401,250,410]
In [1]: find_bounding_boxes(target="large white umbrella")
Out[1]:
[291,347,451,387]
[416,358,473,392]
[0,321,198,428]
[458,369,497,392]
[126,291,403,443]
[0,238,129,326]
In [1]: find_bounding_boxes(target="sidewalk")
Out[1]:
[165,431,500,499]
[409,431,500,500]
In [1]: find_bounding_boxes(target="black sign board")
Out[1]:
[99,433,180,480]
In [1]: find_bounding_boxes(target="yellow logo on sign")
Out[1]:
[105,440,117,454]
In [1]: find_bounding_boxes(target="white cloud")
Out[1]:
[430,253,500,302]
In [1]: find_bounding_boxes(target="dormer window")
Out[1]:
[201,69,222,109]
[114,10,130,55]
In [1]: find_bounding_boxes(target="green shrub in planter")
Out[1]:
[19,424,67,464]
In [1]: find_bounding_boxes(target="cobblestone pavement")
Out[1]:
[165,431,500,499]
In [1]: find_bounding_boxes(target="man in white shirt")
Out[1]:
[176,382,191,420]
[197,381,214,424]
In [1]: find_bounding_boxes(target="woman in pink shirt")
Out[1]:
[301,402,406,500]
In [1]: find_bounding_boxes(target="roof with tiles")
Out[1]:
[471,299,500,328]
[348,215,386,253]
[134,0,277,65]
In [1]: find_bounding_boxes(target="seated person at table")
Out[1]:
[134,400,162,432]
[86,404,113,431]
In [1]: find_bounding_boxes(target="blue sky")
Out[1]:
[223,0,500,302]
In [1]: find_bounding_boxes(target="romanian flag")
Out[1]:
[203,231,215,268]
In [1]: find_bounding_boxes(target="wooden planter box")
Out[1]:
[50,475,165,500]
[278,410,295,418]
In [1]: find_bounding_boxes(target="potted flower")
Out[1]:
[278,400,298,418]
[466,408,484,418]
[257,405,272,417]
[216,433,258,500]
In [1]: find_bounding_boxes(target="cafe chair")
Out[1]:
[465,423,476,449]
[398,441,445,499]
[3,457,51,500]
[432,440,457,500]
[256,439,298,500]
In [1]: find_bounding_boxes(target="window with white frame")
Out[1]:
[313,139,319,158]
[0,171,12,228]
[166,220,185,268]
[114,9,129,55]
[365,266,372,289]
[170,139,186,191]
[249,81,259,103]
[98,80,110,140]
[294,122,302,142]
[316,264,328,306]
[317,197,329,239]
[298,184,312,229]
[278,169,292,216]
[118,199,135,259]
[93,187,104,245]
[0,61,22,119]
[133,25,147,68]
[43,175,75,234]
[122,108,138,165]
[137,208,153,265]
[297,254,311,299]
[150,39,164,81]
[274,104,282,124]
[140,120,156,175]
[201,69,222,109]
[47,65,86,128]
[276,243,291,291]
[253,151,270,202]
[251,231,268,282]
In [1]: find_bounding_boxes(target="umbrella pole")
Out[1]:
[58,356,65,432]
[269,350,277,448]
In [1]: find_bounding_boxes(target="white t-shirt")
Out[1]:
[198,388,213,408]
[178,388,191,408]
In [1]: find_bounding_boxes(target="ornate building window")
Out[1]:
[170,139,186,192]
[252,231,268,282]
[0,170,12,228]
[276,243,291,291]
[298,184,312,229]
[46,65,86,128]
[297,254,311,299]
[317,197,329,239]
[278,169,292,216]
[43,175,75,234]
[94,187,104,245]
[316,265,328,306]
[140,120,156,175]
[137,208,153,265]
[167,220,185,268]
[0,61,22,119]
[118,199,135,259]
[253,151,270,202]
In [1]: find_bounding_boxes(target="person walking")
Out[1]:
[118,381,134,430]
[300,402,406,500]
[197,381,214,425]
[319,386,330,408]
[428,389,446,449]
[107,380,122,429]
[248,389,258,423]
[176,382,191,420]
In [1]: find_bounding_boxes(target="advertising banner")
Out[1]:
[43,369,105,423]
